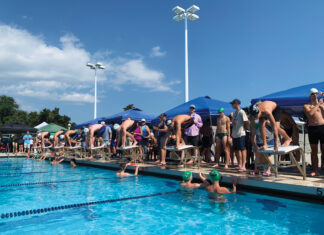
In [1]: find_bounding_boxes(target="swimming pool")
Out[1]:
[0,158,323,235]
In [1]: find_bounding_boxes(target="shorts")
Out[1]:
[104,140,110,147]
[183,135,199,147]
[233,136,246,151]
[308,125,324,145]
[272,105,281,122]
[24,143,31,148]
[216,133,227,139]
[110,139,116,147]
[202,136,212,148]
[158,135,167,149]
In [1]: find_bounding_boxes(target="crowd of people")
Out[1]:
[2,87,324,177]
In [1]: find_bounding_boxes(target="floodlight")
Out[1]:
[187,13,199,21]
[187,5,200,14]
[172,6,185,15]
[173,14,185,22]
[87,63,95,69]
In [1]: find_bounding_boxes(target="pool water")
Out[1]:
[0,158,323,234]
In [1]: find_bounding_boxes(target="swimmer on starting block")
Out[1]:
[65,129,82,147]
[165,115,195,149]
[249,101,291,152]
[40,132,52,148]
[116,118,138,148]
[54,129,66,148]
[116,163,139,177]
[89,122,106,148]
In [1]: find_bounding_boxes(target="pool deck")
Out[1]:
[1,153,324,202]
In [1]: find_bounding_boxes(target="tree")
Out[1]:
[123,104,135,111]
[0,95,75,128]
[0,96,19,125]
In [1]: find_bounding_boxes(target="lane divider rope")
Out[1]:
[0,190,179,219]
[0,171,72,176]
[0,177,114,188]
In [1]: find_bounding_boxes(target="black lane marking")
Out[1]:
[0,177,114,188]
[0,190,179,219]
[0,171,72,176]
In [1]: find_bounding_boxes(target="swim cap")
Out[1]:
[218,107,224,113]
[182,171,192,181]
[48,157,52,161]
[249,102,260,117]
[35,155,40,159]
[113,124,120,130]
[49,135,54,140]
[209,170,220,182]
[83,128,89,133]
[59,135,64,140]
[309,88,319,96]
[166,120,172,126]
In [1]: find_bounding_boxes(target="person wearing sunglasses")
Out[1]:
[304,88,324,177]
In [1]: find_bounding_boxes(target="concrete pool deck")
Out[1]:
[1,153,324,202]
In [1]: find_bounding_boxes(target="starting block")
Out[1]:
[166,145,201,169]
[53,146,64,154]
[87,145,107,159]
[119,145,143,164]
[65,145,83,159]
[257,145,306,180]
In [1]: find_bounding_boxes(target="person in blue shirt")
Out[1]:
[23,131,33,154]
[102,123,112,147]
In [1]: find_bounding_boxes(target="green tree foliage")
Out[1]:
[123,104,135,111]
[0,95,75,128]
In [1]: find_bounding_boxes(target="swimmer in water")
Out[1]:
[180,171,202,188]
[116,163,139,177]
[70,159,77,168]
[199,170,237,195]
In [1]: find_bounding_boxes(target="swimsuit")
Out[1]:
[272,105,281,122]
[72,132,81,140]
[127,121,138,133]
[181,118,195,130]
[95,126,106,138]
[216,133,227,139]
[308,125,324,145]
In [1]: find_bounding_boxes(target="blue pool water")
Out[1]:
[0,158,323,234]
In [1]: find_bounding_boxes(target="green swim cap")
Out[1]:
[209,170,220,182]
[218,107,224,113]
[182,171,192,181]
[35,155,40,159]
[48,157,52,161]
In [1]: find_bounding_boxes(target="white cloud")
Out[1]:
[0,24,175,104]
[150,46,166,57]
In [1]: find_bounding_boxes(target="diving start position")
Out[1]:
[249,101,291,152]
[116,118,138,148]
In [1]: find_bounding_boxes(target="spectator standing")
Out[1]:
[23,131,33,154]
[231,99,249,171]
[184,104,203,162]
[153,113,168,165]
[140,119,151,158]
[102,123,112,148]
[303,88,324,177]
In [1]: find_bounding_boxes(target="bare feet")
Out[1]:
[239,168,246,172]
[310,172,320,177]
[282,138,292,147]
[186,160,194,165]
[212,164,219,168]
[132,142,137,146]
[224,165,229,169]
[260,144,268,151]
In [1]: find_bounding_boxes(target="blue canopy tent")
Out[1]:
[251,81,324,117]
[74,117,106,129]
[101,108,156,124]
[152,96,235,125]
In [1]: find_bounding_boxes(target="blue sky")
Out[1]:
[0,0,324,124]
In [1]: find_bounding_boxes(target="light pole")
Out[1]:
[172,5,199,102]
[86,62,105,119]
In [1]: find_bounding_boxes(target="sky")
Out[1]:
[0,0,324,124]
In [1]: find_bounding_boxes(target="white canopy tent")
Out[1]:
[34,122,48,129]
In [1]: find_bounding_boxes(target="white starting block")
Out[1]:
[257,145,306,180]
[166,145,201,169]
[119,145,143,164]
[65,146,83,158]
[54,146,64,153]
[87,145,111,160]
